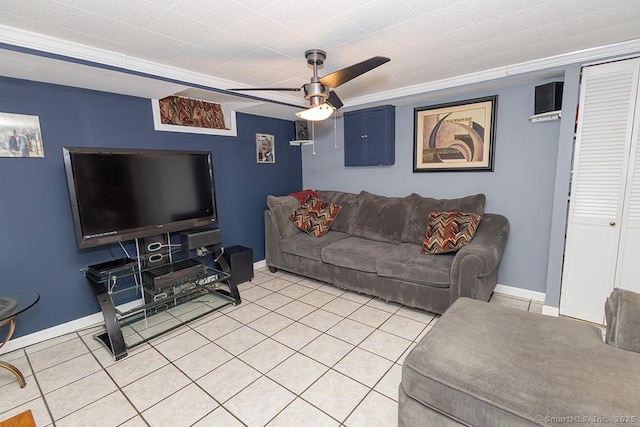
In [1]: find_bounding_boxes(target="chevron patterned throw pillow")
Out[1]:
[421,211,482,254]
[289,196,342,237]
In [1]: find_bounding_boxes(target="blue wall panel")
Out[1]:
[0,77,300,337]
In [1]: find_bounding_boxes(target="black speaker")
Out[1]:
[534,81,563,114]
[181,227,221,250]
[295,120,309,140]
[222,245,253,285]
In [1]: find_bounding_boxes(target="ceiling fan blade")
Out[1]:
[227,87,301,91]
[326,91,343,109]
[319,56,390,88]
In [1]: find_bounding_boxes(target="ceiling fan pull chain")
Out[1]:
[312,121,316,155]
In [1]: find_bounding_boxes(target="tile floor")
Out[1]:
[1,268,550,427]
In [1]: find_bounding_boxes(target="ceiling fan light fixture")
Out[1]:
[295,103,334,121]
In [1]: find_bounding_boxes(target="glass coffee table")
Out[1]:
[0,290,40,388]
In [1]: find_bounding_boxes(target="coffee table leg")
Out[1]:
[0,317,27,388]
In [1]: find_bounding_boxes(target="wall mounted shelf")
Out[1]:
[529,110,561,122]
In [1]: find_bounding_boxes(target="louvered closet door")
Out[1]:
[560,58,640,324]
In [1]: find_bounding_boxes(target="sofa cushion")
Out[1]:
[403,298,640,426]
[321,236,396,273]
[605,288,640,354]
[351,191,410,244]
[316,190,360,234]
[267,195,301,239]
[421,211,482,254]
[401,193,486,245]
[289,196,341,237]
[281,230,350,261]
[376,243,452,287]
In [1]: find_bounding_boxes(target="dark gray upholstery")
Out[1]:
[400,297,640,426]
[605,288,640,354]
[265,190,509,314]
[401,193,486,245]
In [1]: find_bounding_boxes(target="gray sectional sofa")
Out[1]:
[399,289,640,426]
[264,190,509,314]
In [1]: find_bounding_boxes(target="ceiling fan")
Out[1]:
[228,49,390,121]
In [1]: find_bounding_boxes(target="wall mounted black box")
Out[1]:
[294,120,309,140]
[222,245,253,284]
[534,81,564,114]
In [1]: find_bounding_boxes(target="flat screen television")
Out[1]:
[63,147,218,249]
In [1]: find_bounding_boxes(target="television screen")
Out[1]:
[63,147,218,249]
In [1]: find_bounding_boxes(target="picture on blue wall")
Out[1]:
[413,96,497,172]
[256,133,275,163]
[0,112,44,158]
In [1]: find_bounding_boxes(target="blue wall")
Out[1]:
[0,77,301,338]
[303,73,567,299]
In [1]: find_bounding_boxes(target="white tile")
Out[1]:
[341,291,373,304]
[45,370,117,421]
[122,364,191,411]
[326,318,374,346]
[348,305,392,328]
[0,396,51,427]
[0,355,32,387]
[214,326,266,355]
[278,283,314,299]
[302,370,369,422]
[267,397,339,426]
[359,329,412,362]
[267,353,328,394]
[316,283,345,297]
[260,277,297,292]
[27,337,88,372]
[35,353,102,394]
[240,285,273,302]
[299,309,343,332]
[248,311,294,336]
[298,290,337,307]
[55,390,137,427]
[226,302,271,324]
[334,348,393,387]
[119,416,149,427]
[275,300,317,320]
[25,333,77,355]
[297,277,325,289]
[193,406,244,426]
[255,293,294,310]
[396,306,437,323]
[106,347,168,387]
[141,383,218,427]
[151,328,209,361]
[374,363,403,401]
[272,322,321,350]
[380,314,427,341]
[196,358,261,403]
[249,271,275,285]
[193,314,243,341]
[238,338,294,373]
[321,297,362,317]
[173,342,233,380]
[225,376,295,427]
[300,334,354,367]
[345,391,398,427]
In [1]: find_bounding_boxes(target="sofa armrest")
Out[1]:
[449,213,509,300]
[605,288,640,354]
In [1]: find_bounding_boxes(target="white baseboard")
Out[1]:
[542,305,560,317]
[2,260,268,354]
[493,284,545,302]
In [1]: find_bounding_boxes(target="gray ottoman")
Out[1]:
[399,297,640,426]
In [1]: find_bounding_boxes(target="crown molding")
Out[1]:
[348,38,640,108]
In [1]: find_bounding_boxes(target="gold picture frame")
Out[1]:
[413,96,497,172]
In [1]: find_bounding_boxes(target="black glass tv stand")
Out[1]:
[84,237,241,361]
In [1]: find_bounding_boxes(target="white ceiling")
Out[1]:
[1,0,640,119]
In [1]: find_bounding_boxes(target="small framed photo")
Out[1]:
[0,112,45,158]
[256,133,275,163]
[414,96,497,172]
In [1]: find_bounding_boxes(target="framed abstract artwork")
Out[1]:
[413,96,497,172]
